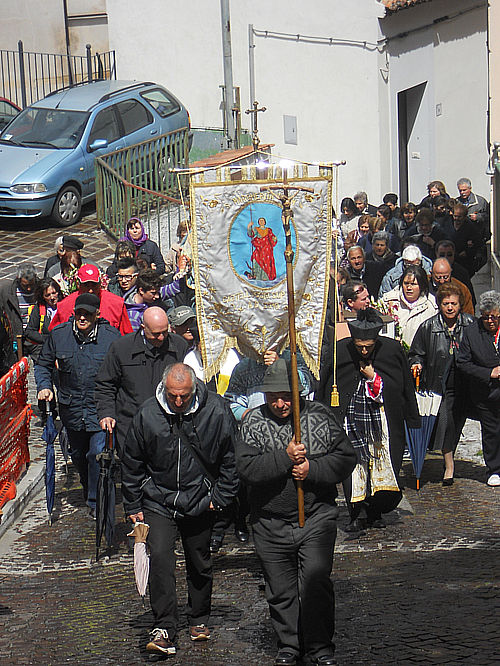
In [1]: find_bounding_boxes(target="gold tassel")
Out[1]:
[330,385,339,407]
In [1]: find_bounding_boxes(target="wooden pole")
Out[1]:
[262,170,313,527]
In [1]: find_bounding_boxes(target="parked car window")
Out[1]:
[88,106,121,145]
[0,107,88,149]
[0,100,19,130]
[141,89,180,118]
[116,99,153,136]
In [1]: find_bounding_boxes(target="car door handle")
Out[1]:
[150,129,158,135]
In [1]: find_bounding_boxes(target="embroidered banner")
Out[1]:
[190,163,333,381]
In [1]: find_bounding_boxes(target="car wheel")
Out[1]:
[51,185,82,227]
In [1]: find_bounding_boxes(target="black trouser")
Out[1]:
[212,483,249,539]
[475,402,500,475]
[252,505,338,660]
[144,509,213,638]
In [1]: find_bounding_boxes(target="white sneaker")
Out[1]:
[486,474,500,487]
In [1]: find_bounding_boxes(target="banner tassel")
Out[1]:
[330,385,339,407]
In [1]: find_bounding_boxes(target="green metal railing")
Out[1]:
[95,127,189,251]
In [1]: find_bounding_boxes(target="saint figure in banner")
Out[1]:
[247,217,278,281]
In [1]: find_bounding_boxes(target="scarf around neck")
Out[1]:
[123,218,148,247]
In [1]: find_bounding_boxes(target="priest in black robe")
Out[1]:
[317,308,420,532]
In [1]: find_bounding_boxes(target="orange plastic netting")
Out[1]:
[0,359,32,509]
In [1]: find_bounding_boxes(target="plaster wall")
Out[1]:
[106,0,386,203]
[383,0,489,203]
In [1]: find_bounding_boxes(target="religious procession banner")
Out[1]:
[189,163,333,381]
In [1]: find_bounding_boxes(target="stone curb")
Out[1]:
[0,457,45,538]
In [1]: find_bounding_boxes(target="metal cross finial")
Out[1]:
[245,101,266,152]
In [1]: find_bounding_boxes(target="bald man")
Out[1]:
[95,307,189,454]
[430,258,474,315]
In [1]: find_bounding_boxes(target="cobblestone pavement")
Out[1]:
[0,449,498,665]
[1,217,499,664]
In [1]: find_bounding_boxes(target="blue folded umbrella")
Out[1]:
[42,412,58,524]
[405,391,442,490]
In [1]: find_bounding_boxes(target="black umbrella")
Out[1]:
[42,409,57,525]
[95,430,117,561]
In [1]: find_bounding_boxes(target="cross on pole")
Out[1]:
[245,101,266,153]
[260,169,314,528]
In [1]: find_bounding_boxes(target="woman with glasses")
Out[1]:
[409,284,475,485]
[380,265,437,349]
[457,291,500,487]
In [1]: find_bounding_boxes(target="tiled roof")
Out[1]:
[381,0,431,11]
[190,144,274,168]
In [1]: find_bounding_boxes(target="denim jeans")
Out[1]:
[66,429,105,508]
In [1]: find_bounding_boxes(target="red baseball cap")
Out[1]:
[77,264,100,283]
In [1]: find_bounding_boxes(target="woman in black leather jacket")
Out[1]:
[409,283,475,485]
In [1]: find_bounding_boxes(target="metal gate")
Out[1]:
[95,128,190,253]
[0,41,116,109]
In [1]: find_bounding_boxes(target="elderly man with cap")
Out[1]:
[44,235,84,278]
[49,264,132,335]
[95,306,188,455]
[318,308,420,533]
[35,293,120,516]
[236,359,356,666]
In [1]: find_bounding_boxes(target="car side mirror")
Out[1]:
[89,138,108,152]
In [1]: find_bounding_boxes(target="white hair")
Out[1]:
[347,245,365,258]
[457,177,472,188]
[353,191,368,204]
[402,245,422,262]
[54,235,64,253]
[479,290,500,313]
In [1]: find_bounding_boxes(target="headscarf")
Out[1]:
[122,218,148,247]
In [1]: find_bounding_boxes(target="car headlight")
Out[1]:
[10,183,48,194]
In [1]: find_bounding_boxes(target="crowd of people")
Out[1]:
[0,175,499,666]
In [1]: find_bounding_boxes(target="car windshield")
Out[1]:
[0,107,89,149]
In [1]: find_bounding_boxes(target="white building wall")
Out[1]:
[106,0,489,206]
[106,0,386,204]
[0,0,109,55]
[383,0,489,204]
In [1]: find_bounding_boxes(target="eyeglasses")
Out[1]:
[117,273,138,281]
[481,314,500,321]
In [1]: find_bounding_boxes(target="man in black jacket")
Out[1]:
[346,246,386,300]
[95,306,188,454]
[122,363,239,655]
[236,359,356,666]
[35,293,120,514]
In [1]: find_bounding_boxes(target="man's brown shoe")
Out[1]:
[146,628,176,655]
[190,624,211,641]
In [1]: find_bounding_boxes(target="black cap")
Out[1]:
[348,307,383,340]
[63,235,84,250]
[261,358,304,393]
[74,293,99,313]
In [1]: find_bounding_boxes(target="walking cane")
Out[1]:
[16,334,23,362]
[261,171,314,527]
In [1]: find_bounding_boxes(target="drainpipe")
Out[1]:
[62,0,74,85]
[249,24,256,108]
[220,0,235,149]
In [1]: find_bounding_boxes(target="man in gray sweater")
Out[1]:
[235,359,356,666]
